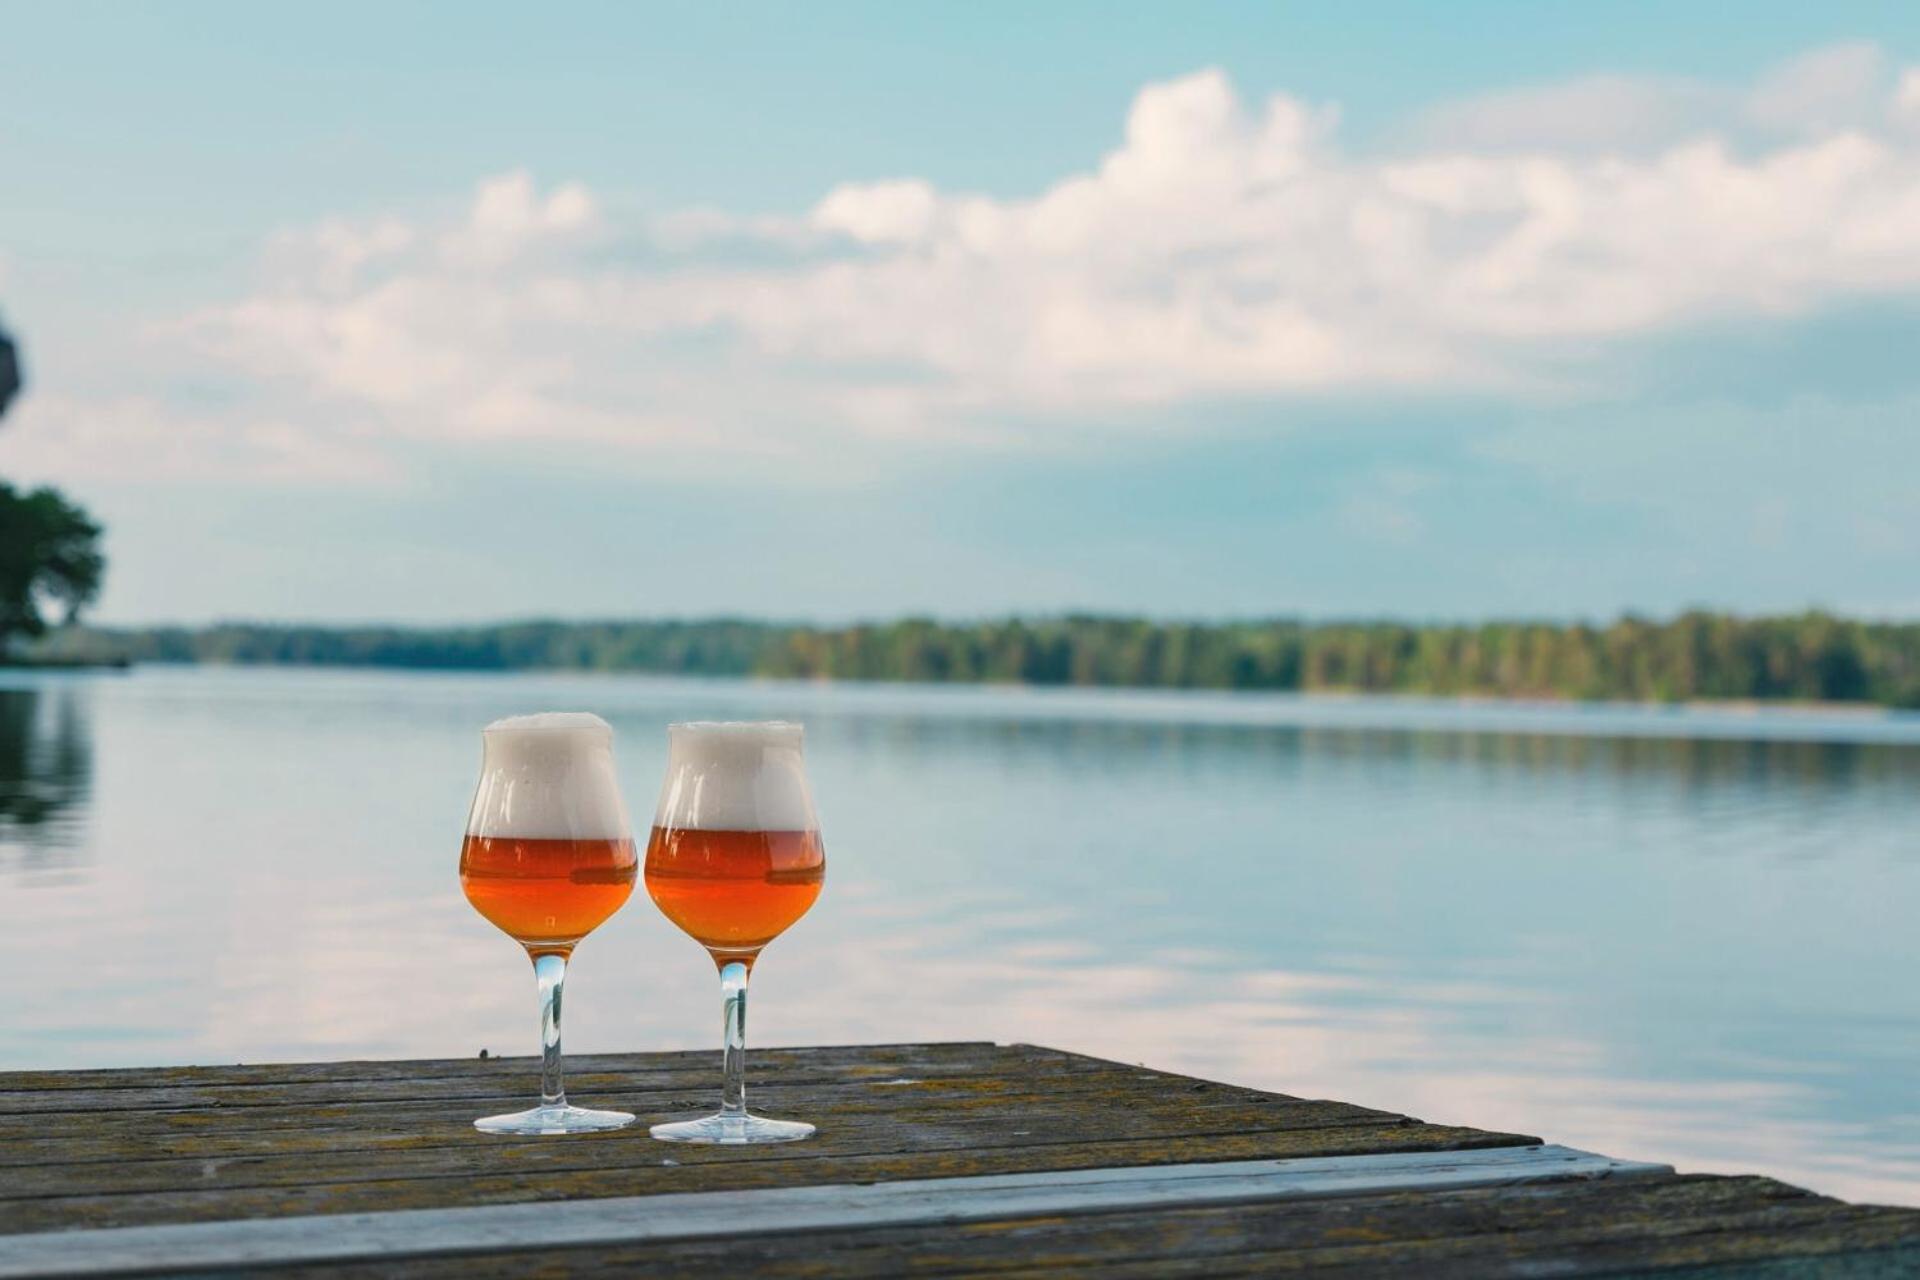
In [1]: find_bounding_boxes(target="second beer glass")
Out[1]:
[645,721,825,1143]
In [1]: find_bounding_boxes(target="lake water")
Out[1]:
[3,666,1917,1205]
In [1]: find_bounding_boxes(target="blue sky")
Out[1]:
[3,2,1920,623]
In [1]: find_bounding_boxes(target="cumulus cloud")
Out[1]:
[34,45,1920,483]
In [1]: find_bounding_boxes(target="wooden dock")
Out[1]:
[3,1042,1917,1276]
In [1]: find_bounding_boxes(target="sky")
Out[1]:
[3,2,1920,625]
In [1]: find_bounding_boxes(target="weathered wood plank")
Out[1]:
[0,1124,1530,1235]
[0,1089,1389,1160]
[0,1042,1010,1094]
[0,1060,1323,1134]
[0,1090,1418,1199]
[0,1101,1411,1194]
[0,1060,1408,1151]
[0,1044,1120,1116]
[0,1146,1667,1278]
[221,1176,1920,1280]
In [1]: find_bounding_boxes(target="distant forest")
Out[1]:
[29,612,1920,708]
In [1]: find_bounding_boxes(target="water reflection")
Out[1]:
[820,708,1920,790]
[0,683,92,876]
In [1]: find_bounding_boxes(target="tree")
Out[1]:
[0,485,102,642]
[0,324,107,648]
[0,329,19,418]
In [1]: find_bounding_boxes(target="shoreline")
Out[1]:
[12,659,1912,721]
[0,656,131,672]
[26,612,1920,713]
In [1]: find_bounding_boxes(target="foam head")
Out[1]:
[654,721,817,832]
[467,712,631,839]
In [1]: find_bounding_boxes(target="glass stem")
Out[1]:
[719,960,749,1118]
[534,952,568,1110]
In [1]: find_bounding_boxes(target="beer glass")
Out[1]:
[460,713,638,1134]
[645,721,825,1143]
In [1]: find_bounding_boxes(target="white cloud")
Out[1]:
[1745,41,1889,137]
[1415,42,1897,153]
[813,178,942,244]
[1410,74,1725,155]
[23,46,1920,484]
[0,393,399,486]
[1896,68,1920,126]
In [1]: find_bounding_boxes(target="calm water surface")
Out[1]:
[3,667,1917,1204]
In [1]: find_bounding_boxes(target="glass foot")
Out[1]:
[650,1112,816,1145]
[474,1104,636,1135]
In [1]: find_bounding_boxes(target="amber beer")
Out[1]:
[644,827,823,963]
[459,711,638,1134]
[644,721,826,1144]
[461,835,637,955]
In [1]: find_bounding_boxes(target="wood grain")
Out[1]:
[2,1042,1915,1277]
[224,1177,1920,1279]
[0,1146,1668,1278]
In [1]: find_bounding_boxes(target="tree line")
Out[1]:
[32,611,1920,708]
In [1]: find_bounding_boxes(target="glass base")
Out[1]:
[650,1112,816,1145]
[474,1104,636,1135]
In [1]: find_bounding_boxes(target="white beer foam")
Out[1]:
[654,721,817,832]
[487,712,614,736]
[467,712,632,838]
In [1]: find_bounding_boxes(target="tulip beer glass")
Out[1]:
[645,721,825,1143]
[460,713,638,1134]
